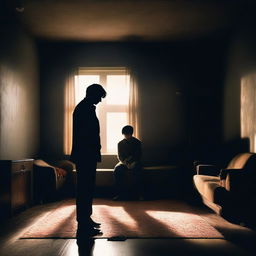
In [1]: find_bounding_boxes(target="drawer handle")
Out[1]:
[21,165,26,171]
[20,165,27,173]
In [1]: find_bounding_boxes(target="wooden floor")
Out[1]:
[0,198,256,256]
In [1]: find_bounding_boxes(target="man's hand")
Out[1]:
[127,161,136,169]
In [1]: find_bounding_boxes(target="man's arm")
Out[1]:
[117,142,131,165]
[127,140,141,164]
[133,141,142,162]
[126,141,142,169]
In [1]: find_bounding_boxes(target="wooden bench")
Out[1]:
[95,165,180,198]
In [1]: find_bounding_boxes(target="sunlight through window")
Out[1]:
[106,75,130,105]
[74,68,130,154]
[94,205,138,229]
[107,112,128,153]
[74,75,99,104]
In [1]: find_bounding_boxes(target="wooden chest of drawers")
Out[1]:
[0,159,33,220]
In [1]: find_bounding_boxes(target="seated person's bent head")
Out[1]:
[86,83,107,104]
[122,125,133,139]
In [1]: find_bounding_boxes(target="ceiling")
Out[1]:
[6,0,249,41]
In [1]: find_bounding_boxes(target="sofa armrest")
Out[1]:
[219,168,245,192]
[196,164,219,176]
[33,162,58,203]
[33,159,68,191]
[219,168,244,179]
[33,163,58,187]
[56,160,76,173]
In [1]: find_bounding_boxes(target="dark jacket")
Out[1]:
[70,98,101,164]
[117,137,141,166]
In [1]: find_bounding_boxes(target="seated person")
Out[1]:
[113,125,143,200]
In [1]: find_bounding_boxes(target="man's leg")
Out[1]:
[113,163,127,199]
[76,160,100,238]
[132,163,144,199]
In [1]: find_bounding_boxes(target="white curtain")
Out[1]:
[64,69,77,155]
[127,69,140,140]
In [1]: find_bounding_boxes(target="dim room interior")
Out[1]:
[1,1,256,255]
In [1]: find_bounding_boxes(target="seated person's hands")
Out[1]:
[127,161,136,169]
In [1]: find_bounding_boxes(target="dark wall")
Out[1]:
[39,34,229,165]
[222,14,256,163]
[0,23,40,159]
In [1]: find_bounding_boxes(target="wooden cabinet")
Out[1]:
[0,159,33,220]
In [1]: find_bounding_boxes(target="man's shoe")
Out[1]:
[89,217,101,228]
[76,227,102,239]
[89,227,103,237]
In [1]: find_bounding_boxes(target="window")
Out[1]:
[74,67,131,154]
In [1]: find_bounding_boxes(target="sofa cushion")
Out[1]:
[55,167,67,178]
[193,175,221,203]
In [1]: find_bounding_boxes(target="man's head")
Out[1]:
[86,83,106,105]
[122,125,133,139]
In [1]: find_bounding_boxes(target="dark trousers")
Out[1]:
[113,162,143,197]
[76,160,97,230]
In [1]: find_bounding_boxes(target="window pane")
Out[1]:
[75,75,100,104]
[106,75,130,105]
[107,112,128,153]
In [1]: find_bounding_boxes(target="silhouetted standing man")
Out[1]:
[70,84,106,243]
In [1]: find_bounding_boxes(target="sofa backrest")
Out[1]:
[227,153,256,170]
[96,154,119,169]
